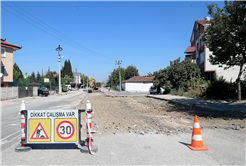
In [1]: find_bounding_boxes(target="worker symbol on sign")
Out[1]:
[30,122,49,139]
[36,129,44,138]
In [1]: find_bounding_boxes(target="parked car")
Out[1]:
[38,88,49,96]
[149,86,164,94]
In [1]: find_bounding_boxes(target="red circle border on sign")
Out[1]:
[56,120,75,140]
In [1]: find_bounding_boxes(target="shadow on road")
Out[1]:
[178,141,190,146]
[27,143,81,150]
[164,100,246,120]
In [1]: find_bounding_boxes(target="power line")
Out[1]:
[6,1,111,60]
[2,7,113,60]
[2,2,116,61]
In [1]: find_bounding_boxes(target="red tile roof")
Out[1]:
[122,76,155,83]
[184,46,196,53]
[196,19,213,26]
[1,38,22,50]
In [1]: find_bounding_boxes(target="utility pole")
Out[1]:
[82,74,84,89]
[115,60,122,92]
[87,76,88,93]
[56,45,63,95]
[75,68,77,90]
[111,73,112,88]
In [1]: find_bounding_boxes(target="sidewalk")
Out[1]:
[0,89,83,106]
[147,94,246,113]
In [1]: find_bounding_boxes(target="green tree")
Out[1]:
[36,71,41,83]
[109,67,125,87]
[67,60,74,79]
[125,65,139,80]
[64,75,72,84]
[44,70,58,87]
[29,71,36,82]
[12,63,24,86]
[144,71,157,77]
[80,74,88,88]
[202,1,246,101]
[61,60,73,79]
[153,58,202,93]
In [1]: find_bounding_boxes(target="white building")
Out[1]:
[72,70,81,88]
[184,17,242,82]
[122,76,154,92]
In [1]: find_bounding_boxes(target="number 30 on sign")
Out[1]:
[54,119,77,142]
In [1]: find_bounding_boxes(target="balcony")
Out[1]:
[191,52,196,59]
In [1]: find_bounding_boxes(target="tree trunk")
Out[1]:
[237,79,241,101]
[236,63,244,101]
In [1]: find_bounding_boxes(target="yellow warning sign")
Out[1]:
[54,118,77,142]
[29,119,51,142]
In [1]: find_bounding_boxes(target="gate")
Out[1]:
[18,86,33,98]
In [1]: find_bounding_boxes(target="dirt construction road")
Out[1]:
[78,93,246,136]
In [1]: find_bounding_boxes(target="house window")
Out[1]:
[1,66,5,75]
[201,40,204,46]
[1,48,6,58]
[200,52,204,64]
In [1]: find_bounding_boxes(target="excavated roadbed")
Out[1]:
[78,93,246,136]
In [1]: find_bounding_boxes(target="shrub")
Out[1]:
[202,76,237,99]
[62,83,67,92]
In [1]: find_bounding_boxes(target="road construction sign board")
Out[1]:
[27,110,79,143]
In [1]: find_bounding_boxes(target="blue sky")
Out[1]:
[1,1,224,82]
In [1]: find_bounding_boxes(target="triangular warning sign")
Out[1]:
[30,122,49,139]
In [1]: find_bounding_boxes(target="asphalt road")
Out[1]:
[101,88,149,97]
[2,129,245,165]
[0,90,86,152]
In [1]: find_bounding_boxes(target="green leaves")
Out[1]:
[153,57,202,93]
[61,60,73,79]
[108,65,139,87]
[64,75,72,84]
[13,63,24,81]
[125,65,139,80]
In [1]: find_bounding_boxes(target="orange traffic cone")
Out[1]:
[188,115,208,151]
[114,91,117,97]
[107,91,109,96]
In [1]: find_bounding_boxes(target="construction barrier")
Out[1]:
[15,100,98,155]
[82,100,98,155]
[188,115,208,151]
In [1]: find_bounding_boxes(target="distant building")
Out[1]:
[122,76,154,92]
[1,38,22,87]
[72,69,81,88]
[184,17,241,82]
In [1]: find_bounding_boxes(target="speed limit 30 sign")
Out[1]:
[55,119,77,142]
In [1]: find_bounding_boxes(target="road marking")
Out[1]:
[0,130,20,142]
[1,134,21,152]
[2,135,21,153]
